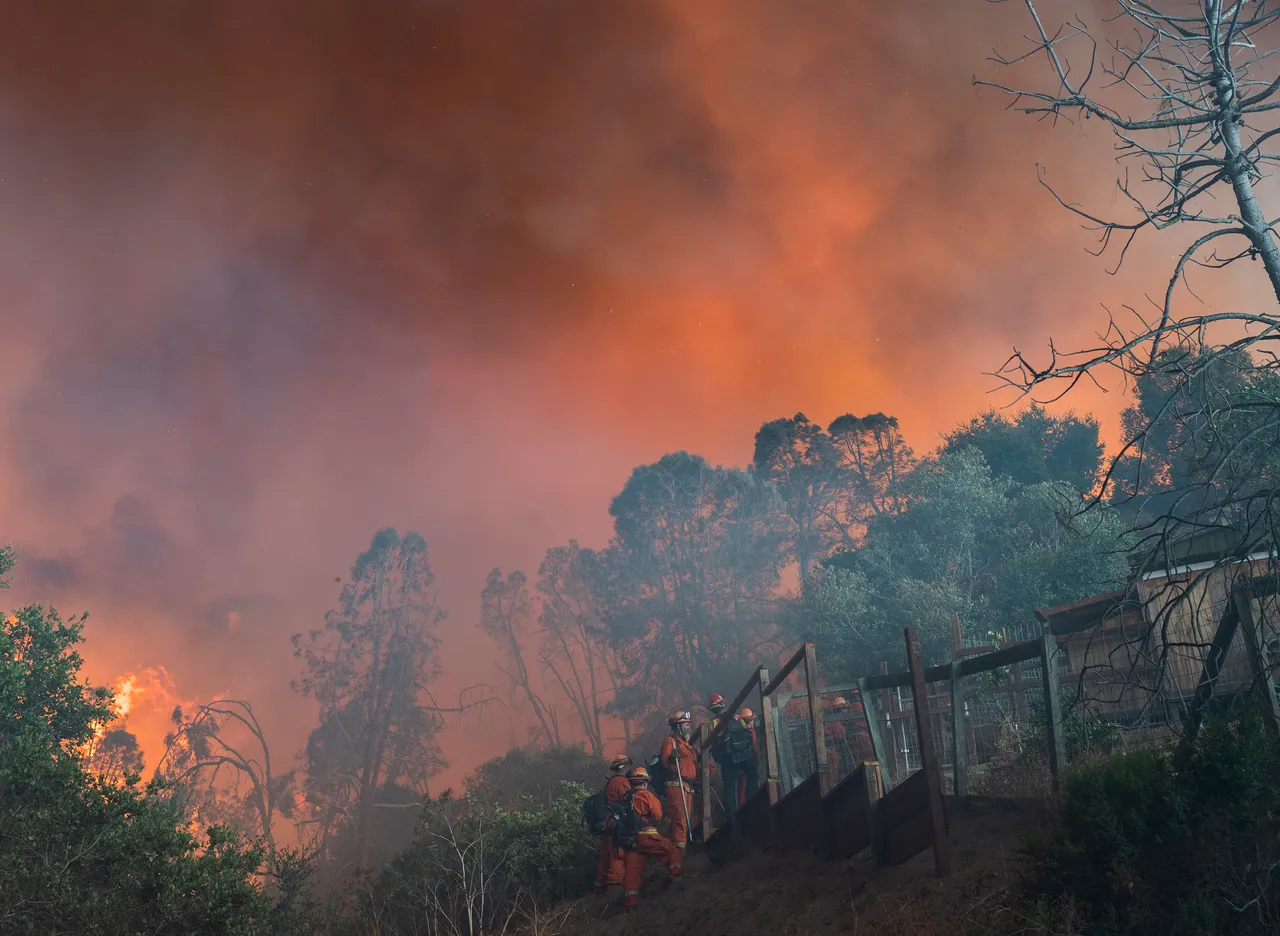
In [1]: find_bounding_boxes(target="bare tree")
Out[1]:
[975,1,1280,736]
[156,698,294,854]
[479,569,561,747]
[977,2,1280,403]
[536,542,628,756]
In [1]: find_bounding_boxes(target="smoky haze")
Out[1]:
[0,0,1265,785]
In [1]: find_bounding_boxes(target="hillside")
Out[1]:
[557,797,1050,936]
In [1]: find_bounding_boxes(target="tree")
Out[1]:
[0,552,271,935]
[596,452,785,710]
[1,604,113,750]
[86,727,145,784]
[827,412,916,533]
[978,2,1280,544]
[480,569,561,747]
[157,699,295,855]
[943,405,1105,492]
[752,413,844,582]
[292,528,453,869]
[804,449,1130,675]
[536,542,627,756]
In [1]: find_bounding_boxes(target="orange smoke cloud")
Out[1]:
[0,0,1271,791]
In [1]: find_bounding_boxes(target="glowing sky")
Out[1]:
[1,0,1269,786]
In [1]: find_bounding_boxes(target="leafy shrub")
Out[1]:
[352,780,597,935]
[0,601,275,935]
[1021,685,1123,766]
[1033,708,1280,936]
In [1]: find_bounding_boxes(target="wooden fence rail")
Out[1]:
[699,625,1069,878]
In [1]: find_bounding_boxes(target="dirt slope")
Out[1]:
[557,798,1048,936]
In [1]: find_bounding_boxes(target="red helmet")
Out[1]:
[668,710,692,726]
[708,693,726,712]
[610,754,632,772]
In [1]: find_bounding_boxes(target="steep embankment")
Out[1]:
[559,798,1049,936]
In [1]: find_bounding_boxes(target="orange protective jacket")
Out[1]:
[631,788,664,828]
[605,774,630,804]
[660,734,699,783]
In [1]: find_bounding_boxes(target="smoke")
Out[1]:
[1,0,1269,784]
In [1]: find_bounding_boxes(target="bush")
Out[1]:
[0,599,282,935]
[351,780,597,935]
[1032,708,1280,936]
[1021,685,1123,766]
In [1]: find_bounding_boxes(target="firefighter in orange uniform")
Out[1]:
[622,766,682,910]
[594,754,632,893]
[658,710,699,850]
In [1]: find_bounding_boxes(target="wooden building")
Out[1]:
[1038,527,1280,725]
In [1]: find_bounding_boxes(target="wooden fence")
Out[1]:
[699,625,1068,877]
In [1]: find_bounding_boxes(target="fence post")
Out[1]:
[1011,659,1028,721]
[1233,587,1280,736]
[1039,631,1066,793]
[905,627,951,877]
[756,665,780,846]
[857,676,891,789]
[950,657,967,798]
[802,644,831,796]
[866,761,885,866]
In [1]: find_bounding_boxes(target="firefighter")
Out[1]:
[705,693,727,820]
[708,692,727,727]
[622,766,682,910]
[716,712,757,811]
[594,754,632,894]
[659,710,699,851]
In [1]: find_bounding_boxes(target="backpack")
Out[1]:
[606,794,641,850]
[582,791,609,835]
[646,753,672,788]
[722,718,754,764]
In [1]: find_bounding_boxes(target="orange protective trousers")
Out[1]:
[622,830,682,908]
[595,831,623,890]
[664,781,695,849]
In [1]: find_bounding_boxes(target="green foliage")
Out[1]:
[484,780,597,899]
[1035,710,1280,936]
[596,451,785,708]
[943,405,1104,492]
[0,564,280,934]
[354,780,597,935]
[1019,686,1122,764]
[1,604,114,748]
[463,744,606,811]
[803,449,1129,673]
[0,736,271,935]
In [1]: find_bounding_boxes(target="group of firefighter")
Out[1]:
[592,692,871,910]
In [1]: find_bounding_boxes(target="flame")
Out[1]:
[112,675,139,721]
